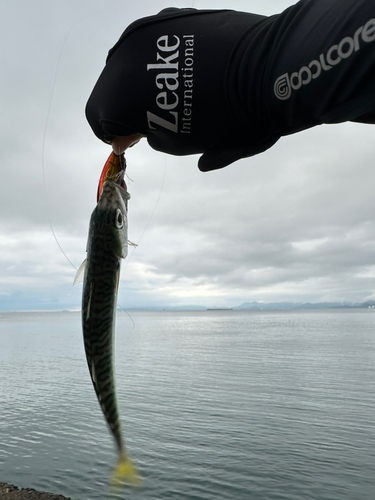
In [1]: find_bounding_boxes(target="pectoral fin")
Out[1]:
[73,259,87,285]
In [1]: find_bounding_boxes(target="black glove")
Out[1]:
[85,8,279,170]
[86,1,375,170]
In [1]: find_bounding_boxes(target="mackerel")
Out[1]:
[75,154,139,487]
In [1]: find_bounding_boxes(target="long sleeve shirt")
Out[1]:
[86,0,375,170]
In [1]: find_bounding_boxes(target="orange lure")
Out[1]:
[97,152,127,202]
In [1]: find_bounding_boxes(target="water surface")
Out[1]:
[1,309,374,499]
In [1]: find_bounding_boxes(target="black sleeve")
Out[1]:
[86,1,375,170]
[262,0,375,137]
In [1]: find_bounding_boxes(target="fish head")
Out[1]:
[94,180,130,259]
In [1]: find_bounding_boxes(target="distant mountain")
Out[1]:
[359,301,375,309]
[234,301,375,310]
[122,301,375,312]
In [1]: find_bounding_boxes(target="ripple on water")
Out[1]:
[1,310,375,500]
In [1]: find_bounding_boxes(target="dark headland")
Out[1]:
[0,483,75,500]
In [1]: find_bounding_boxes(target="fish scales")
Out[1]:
[78,177,140,487]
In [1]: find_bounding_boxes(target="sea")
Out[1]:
[0,309,374,500]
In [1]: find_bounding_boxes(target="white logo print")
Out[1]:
[274,18,375,101]
[274,73,291,100]
[146,34,195,134]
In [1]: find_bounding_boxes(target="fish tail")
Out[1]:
[109,452,141,489]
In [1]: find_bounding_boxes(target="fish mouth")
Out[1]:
[97,152,127,202]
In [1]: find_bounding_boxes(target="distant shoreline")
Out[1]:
[0,482,75,500]
[206,308,233,311]
[1,300,375,313]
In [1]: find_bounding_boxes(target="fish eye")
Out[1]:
[114,209,123,229]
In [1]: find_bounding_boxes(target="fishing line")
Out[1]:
[134,156,167,251]
[43,15,167,274]
[118,306,136,328]
[122,154,167,274]
[43,11,167,321]
[117,156,166,326]
[41,18,88,272]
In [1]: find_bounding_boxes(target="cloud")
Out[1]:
[120,124,375,305]
[2,0,375,310]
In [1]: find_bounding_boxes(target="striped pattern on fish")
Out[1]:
[76,179,140,487]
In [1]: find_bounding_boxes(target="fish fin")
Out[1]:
[109,453,141,489]
[90,360,97,384]
[73,259,86,285]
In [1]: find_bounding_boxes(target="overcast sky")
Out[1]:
[2,0,375,311]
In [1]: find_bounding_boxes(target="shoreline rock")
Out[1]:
[0,483,76,500]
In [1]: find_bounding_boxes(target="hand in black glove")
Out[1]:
[86,1,375,170]
[85,7,278,171]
